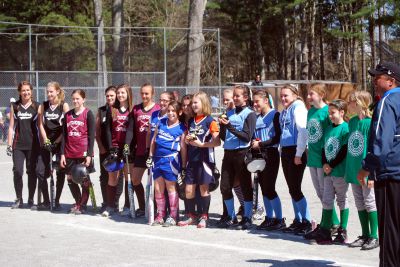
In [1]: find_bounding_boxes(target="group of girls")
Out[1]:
[6,80,379,248]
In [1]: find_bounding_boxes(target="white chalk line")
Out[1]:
[58,222,373,267]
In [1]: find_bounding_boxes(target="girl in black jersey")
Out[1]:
[35,82,69,210]
[7,81,40,209]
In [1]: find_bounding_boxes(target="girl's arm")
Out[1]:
[149,127,157,157]
[7,105,15,147]
[38,104,47,144]
[95,109,106,154]
[180,132,188,169]
[86,110,96,157]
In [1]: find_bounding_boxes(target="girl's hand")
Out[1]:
[367,180,374,189]
[189,139,203,147]
[252,140,260,149]
[218,117,229,125]
[294,156,302,165]
[84,156,91,167]
[323,163,332,175]
[60,155,66,168]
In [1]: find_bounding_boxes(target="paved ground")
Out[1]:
[0,145,379,266]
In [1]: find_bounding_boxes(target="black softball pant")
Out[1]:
[36,148,66,204]
[220,148,252,201]
[259,148,280,200]
[12,149,38,201]
[375,179,400,267]
[99,152,124,208]
[281,146,307,202]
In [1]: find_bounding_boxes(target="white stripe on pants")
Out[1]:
[351,183,377,212]
[309,167,324,202]
[322,176,349,210]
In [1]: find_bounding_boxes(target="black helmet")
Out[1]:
[102,153,124,172]
[71,163,88,184]
[209,167,220,192]
[244,148,267,173]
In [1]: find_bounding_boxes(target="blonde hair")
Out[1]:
[47,81,65,104]
[309,83,326,102]
[223,88,233,96]
[193,91,212,116]
[281,84,303,102]
[349,91,372,118]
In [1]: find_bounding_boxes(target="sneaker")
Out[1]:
[69,204,80,213]
[197,215,208,228]
[313,228,333,244]
[120,207,131,217]
[294,219,312,236]
[257,217,274,230]
[252,206,265,221]
[73,205,86,215]
[304,224,321,240]
[37,202,50,211]
[152,216,164,226]
[282,219,302,233]
[11,199,23,209]
[53,202,62,211]
[236,217,252,230]
[27,199,34,209]
[101,207,115,217]
[266,218,287,231]
[178,214,197,227]
[135,209,145,218]
[361,238,379,250]
[236,206,244,221]
[99,203,107,214]
[348,236,368,248]
[332,227,348,244]
[216,214,228,227]
[217,216,239,229]
[331,224,340,236]
[163,216,177,227]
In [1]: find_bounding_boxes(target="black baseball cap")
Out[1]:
[368,61,400,81]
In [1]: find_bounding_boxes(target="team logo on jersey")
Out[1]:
[189,125,204,136]
[67,120,84,137]
[114,115,128,132]
[348,131,364,157]
[138,114,150,132]
[17,111,33,120]
[307,119,323,144]
[45,112,60,120]
[325,136,340,161]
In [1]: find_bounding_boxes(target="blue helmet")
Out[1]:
[102,153,124,172]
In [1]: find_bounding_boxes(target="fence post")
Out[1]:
[36,71,39,102]
[163,27,167,90]
[217,28,221,87]
[28,24,32,71]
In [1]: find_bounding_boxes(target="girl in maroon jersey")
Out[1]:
[124,83,160,217]
[101,84,134,217]
[60,89,96,215]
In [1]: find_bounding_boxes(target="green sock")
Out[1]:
[321,209,333,230]
[358,210,369,237]
[340,208,350,230]
[332,207,340,226]
[320,209,324,224]
[368,211,378,239]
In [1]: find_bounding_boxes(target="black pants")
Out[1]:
[221,149,252,201]
[259,148,280,200]
[12,149,38,201]
[281,146,306,202]
[375,179,400,267]
[99,153,124,208]
[36,148,65,204]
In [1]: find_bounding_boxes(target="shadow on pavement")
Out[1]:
[247,258,339,266]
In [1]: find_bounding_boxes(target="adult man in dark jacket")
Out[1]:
[358,61,400,267]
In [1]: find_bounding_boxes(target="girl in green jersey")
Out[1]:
[345,91,379,250]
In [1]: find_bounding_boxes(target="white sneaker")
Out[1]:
[102,207,114,217]
[252,206,265,221]
[163,216,177,227]
[120,207,131,217]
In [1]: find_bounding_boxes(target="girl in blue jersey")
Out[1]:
[279,84,312,235]
[251,90,284,231]
[218,85,257,230]
[178,91,221,228]
[148,101,187,227]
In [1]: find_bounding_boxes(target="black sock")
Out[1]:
[133,183,145,211]
[68,181,81,204]
[186,198,196,215]
[80,180,90,207]
[200,195,211,216]
[55,171,65,203]
[40,178,50,204]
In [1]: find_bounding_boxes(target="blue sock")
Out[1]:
[270,196,282,219]
[263,196,273,218]
[224,198,235,219]
[244,201,253,219]
[296,197,311,222]
[291,198,301,221]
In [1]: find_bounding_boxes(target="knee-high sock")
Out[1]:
[332,207,340,226]
[80,180,90,207]
[270,196,282,219]
[68,181,81,204]
[55,172,65,203]
[244,201,253,219]
[368,211,378,239]
[133,183,145,210]
[233,186,244,207]
[40,178,50,204]
[168,191,179,219]
[291,198,301,221]
[296,197,311,222]
[222,196,227,216]
[340,208,349,230]
[358,210,369,237]
[321,209,333,230]
[263,196,273,218]
[155,192,166,218]
[106,185,117,208]
[186,198,196,215]
[200,195,211,217]
[224,198,235,219]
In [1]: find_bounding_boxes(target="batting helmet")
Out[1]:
[71,163,88,184]
[102,153,124,172]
